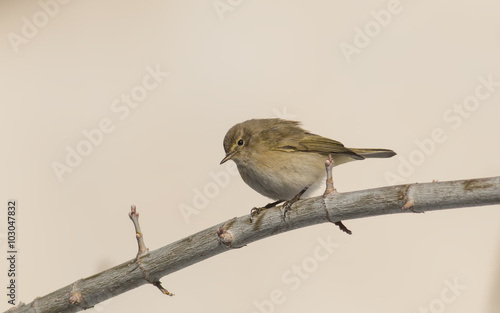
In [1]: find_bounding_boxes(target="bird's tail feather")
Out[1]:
[350,148,396,159]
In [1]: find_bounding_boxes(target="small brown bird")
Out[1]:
[221,118,396,227]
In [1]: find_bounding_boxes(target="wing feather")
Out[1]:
[275,132,364,160]
[256,119,363,159]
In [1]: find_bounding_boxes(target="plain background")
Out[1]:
[1,1,500,312]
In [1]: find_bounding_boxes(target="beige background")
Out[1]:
[1,1,500,312]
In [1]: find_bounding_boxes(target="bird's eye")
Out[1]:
[237,139,244,146]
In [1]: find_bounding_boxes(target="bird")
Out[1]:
[220,118,396,228]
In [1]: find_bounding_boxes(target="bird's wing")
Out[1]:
[274,132,364,160]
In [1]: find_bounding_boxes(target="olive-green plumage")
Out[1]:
[221,119,395,200]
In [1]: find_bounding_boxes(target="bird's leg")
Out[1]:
[282,186,309,222]
[250,200,284,223]
[265,199,286,209]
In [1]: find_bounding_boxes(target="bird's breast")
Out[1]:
[235,151,326,200]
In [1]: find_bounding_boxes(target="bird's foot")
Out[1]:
[250,207,263,222]
[250,200,284,223]
[281,201,293,222]
[282,186,309,222]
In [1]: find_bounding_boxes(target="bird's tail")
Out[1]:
[350,148,396,159]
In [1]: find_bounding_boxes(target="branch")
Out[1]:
[128,205,149,258]
[128,205,173,296]
[6,175,500,313]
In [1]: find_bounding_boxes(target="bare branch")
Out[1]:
[6,176,500,313]
[321,155,351,234]
[323,154,337,195]
[129,205,148,257]
[129,205,173,296]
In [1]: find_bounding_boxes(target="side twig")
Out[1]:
[322,155,352,234]
[129,205,173,296]
[129,205,148,258]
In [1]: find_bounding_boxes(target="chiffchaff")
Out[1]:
[220,118,396,203]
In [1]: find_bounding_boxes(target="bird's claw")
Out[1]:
[250,207,262,223]
[281,186,308,222]
[282,201,293,222]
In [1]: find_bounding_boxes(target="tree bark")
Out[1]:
[6,176,500,313]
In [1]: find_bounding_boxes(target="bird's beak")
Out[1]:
[220,150,237,164]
